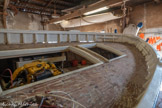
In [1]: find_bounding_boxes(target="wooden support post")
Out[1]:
[58,34,61,43]
[93,34,96,42]
[33,34,36,44]
[86,34,88,42]
[4,33,8,44]
[3,0,10,29]
[44,34,48,43]
[67,34,71,43]
[76,34,79,42]
[103,35,105,42]
[20,33,24,44]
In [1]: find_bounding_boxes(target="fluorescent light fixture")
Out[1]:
[54,20,63,24]
[84,6,109,15]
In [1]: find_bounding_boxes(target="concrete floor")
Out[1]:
[155,83,162,108]
[0,42,148,108]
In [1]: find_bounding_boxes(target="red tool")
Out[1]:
[72,60,78,67]
[81,60,87,65]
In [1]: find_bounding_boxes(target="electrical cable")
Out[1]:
[0,98,14,108]
[47,91,75,108]
[16,91,86,108]
[38,96,45,108]
[1,68,13,87]
[46,93,86,108]
[48,94,86,108]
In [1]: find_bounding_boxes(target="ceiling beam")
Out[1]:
[32,0,75,6]
[10,0,67,10]
[10,2,61,13]
[45,0,53,8]
[54,0,75,6]
[31,0,69,9]
[61,5,82,13]
[45,0,129,24]
[11,5,53,14]
[12,1,54,11]
[40,0,53,14]
[19,10,51,16]
[3,0,10,28]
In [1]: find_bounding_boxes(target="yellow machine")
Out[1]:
[9,61,62,88]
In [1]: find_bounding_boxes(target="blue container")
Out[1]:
[114,29,117,33]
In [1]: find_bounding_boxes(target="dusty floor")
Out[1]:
[0,42,148,108]
[155,84,162,108]
[156,91,162,108]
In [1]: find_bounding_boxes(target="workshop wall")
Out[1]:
[0,12,62,31]
[67,2,162,33]
[1,2,162,33]
[130,2,162,31]
[66,19,122,33]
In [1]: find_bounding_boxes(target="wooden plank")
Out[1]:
[32,0,74,6]
[96,43,125,56]
[0,46,68,59]
[16,55,66,67]
[69,46,102,64]
[45,0,128,24]
[77,46,109,63]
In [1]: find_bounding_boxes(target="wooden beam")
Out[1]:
[19,10,51,16]
[46,0,53,7]
[61,5,82,13]
[31,0,46,4]
[32,0,75,6]
[45,0,128,24]
[10,2,61,14]
[40,0,53,14]
[30,0,68,9]
[54,0,75,6]
[3,15,7,29]
[10,1,53,11]
[0,12,8,15]
[11,4,53,13]
[3,0,10,29]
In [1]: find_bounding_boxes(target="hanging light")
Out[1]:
[84,6,109,15]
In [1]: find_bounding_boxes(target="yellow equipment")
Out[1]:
[11,61,62,87]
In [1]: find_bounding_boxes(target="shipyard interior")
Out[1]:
[0,0,162,108]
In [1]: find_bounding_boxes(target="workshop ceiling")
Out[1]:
[8,0,100,16]
[0,0,158,24]
[4,0,155,17]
